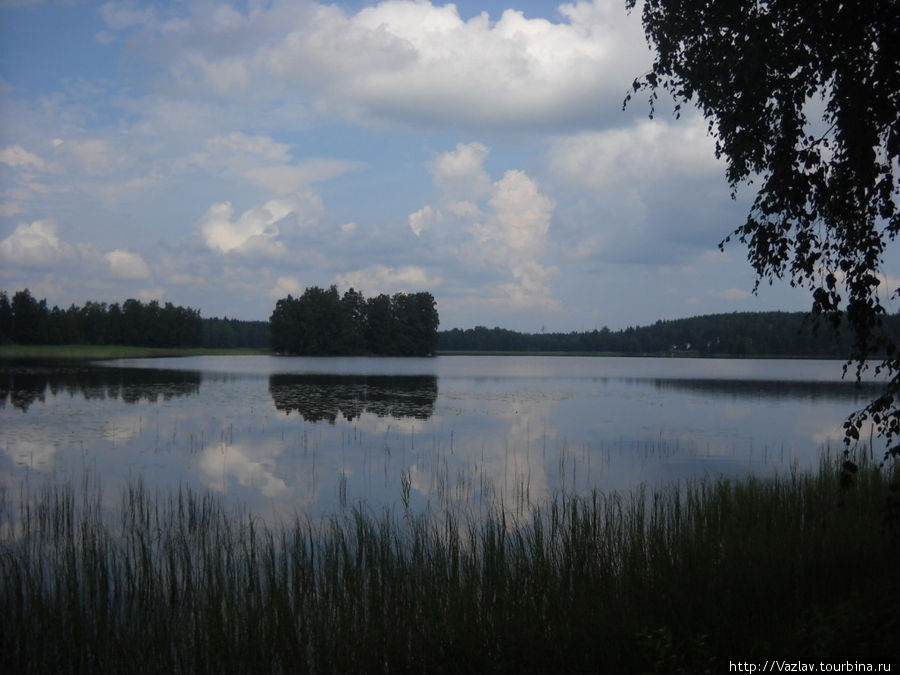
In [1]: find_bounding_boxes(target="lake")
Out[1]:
[0,355,883,521]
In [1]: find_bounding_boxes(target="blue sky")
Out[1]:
[1,0,877,331]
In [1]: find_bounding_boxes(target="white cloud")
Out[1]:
[137,287,166,303]
[64,139,121,176]
[546,114,737,266]
[430,142,491,201]
[205,132,292,164]
[198,193,324,256]
[0,219,72,267]
[409,204,442,236]
[0,145,51,172]
[105,0,650,131]
[178,133,292,176]
[243,159,365,195]
[105,249,151,279]
[178,133,364,195]
[547,116,720,192]
[715,288,752,301]
[0,203,25,217]
[447,201,480,219]
[268,275,304,299]
[335,265,441,296]
[481,170,555,256]
[500,259,561,310]
[100,2,158,31]
[410,144,559,311]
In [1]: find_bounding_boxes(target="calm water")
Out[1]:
[0,355,884,520]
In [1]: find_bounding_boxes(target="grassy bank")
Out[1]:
[1,460,897,673]
[0,344,270,359]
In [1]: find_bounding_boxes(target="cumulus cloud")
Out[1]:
[480,171,559,309]
[335,265,441,296]
[481,170,555,256]
[430,142,491,201]
[545,115,739,266]
[105,249,151,279]
[547,117,720,191]
[274,0,648,129]
[101,0,650,131]
[198,193,324,256]
[408,205,442,237]
[409,143,559,310]
[268,275,304,299]
[0,219,73,266]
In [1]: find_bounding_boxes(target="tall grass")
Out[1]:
[2,458,897,673]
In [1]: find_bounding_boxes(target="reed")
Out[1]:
[1,457,897,673]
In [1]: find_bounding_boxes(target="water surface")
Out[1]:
[0,355,881,520]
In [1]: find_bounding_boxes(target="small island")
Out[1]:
[269,285,439,357]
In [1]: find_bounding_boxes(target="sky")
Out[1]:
[0,0,871,332]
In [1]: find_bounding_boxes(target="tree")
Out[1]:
[625,0,900,456]
[11,289,48,344]
[340,288,367,354]
[400,292,440,356]
[364,294,396,355]
[270,295,303,354]
[0,291,12,343]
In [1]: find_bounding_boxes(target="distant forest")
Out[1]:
[5,287,900,359]
[0,289,268,350]
[270,286,439,356]
[437,312,900,358]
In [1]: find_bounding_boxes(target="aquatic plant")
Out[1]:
[1,457,897,672]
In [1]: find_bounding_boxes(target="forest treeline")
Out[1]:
[6,285,899,358]
[0,289,268,349]
[270,286,439,356]
[437,312,900,358]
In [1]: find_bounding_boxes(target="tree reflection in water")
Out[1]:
[0,361,201,412]
[268,374,437,423]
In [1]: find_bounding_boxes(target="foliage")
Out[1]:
[624,0,900,455]
[2,459,896,672]
[270,285,439,356]
[0,289,270,350]
[201,317,270,349]
[438,311,900,357]
[0,289,203,349]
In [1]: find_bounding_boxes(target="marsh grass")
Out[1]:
[2,458,898,673]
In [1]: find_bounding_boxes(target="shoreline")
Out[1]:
[0,344,270,360]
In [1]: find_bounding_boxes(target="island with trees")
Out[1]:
[269,286,439,356]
